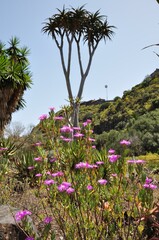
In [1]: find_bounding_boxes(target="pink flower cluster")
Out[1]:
[39,114,48,121]
[52,171,64,177]
[127,159,145,164]
[58,182,75,194]
[60,125,73,133]
[75,162,98,169]
[108,154,120,163]
[120,140,131,145]
[44,179,55,185]
[143,177,157,190]
[15,210,32,221]
[83,119,92,127]
[74,133,84,138]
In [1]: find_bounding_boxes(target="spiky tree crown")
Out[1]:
[42,6,115,48]
[0,37,32,90]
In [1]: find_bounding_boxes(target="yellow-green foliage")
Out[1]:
[138,153,159,162]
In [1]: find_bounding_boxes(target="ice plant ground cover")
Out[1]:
[0,107,158,239]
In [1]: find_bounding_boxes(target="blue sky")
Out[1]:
[0,0,159,127]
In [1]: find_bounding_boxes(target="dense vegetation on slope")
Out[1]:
[79,69,159,154]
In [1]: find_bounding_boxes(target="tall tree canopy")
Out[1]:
[0,37,32,136]
[42,6,115,126]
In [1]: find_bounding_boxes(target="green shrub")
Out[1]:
[12,109,158,240]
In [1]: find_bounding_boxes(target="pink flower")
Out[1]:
[74,133,84,138]
[108,154,120,163]
[34,142,42,146]
[75,162,97,169]
[143,177,157,190]
[50,158,57,163]
[66,187,75,194]
[145,177,152,184]
[73,127,81,131]
[91,164,98,168]
[58,184,67,192]
[82,119,91,127]
[60,125,73,133]
[96,161,104,165]
[44,216,52,224]
[111,173,117,177]
[52,171,64,177]
[127,159,145,164]
[88,138,95,142]
[62,138,72,142]
[98,179,107,185]
[120,140,131,145]
[39,114,48,121]
[143,183,157,190]
[49,107,55,111]
[61,182,72,188]
[92,145,96,149]
[58,182,72,192]
[136,160,145,164]
[44,179,55,185]
[0,147,8,151]
[15,210,32,221]
[35,173,42,177]
[83,122,88,127]
[108,149,115,154]
[87,185,93,190]
[34,157,42,162]
[28,166,35,170]
[54,116,64,120]
[87,119,92,123]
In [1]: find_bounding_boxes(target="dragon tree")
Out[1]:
[42,6,115,126]
[0,37,32,136]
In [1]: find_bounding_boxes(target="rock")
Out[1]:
[0,205,38,240]
[0,205,19,225]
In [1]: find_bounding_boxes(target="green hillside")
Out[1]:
[79,69,159,154]
[80,69,159,133]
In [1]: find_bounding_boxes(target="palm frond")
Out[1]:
[16,97,26,111]
[142,43,159,50]
[153,51,159,57]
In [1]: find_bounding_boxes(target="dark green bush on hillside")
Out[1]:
[96,109,159,154]
[130,110,159,153]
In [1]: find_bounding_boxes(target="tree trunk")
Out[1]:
[71,101,80,127]
[0,86,24,137]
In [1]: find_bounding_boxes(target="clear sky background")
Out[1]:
[0,0,159,128]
